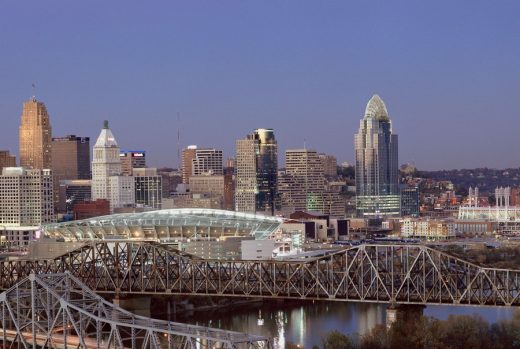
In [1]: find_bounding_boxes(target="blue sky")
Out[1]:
[1,1,519,170]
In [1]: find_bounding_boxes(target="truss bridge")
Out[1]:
[1,242,520,307]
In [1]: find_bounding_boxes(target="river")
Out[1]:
[158,300,517,349]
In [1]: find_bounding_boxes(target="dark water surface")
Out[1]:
[157,301,516,349]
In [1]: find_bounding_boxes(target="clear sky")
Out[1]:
[1,1,519,170]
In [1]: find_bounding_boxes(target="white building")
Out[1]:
[109,176,135,211]
[0,167,54,247]
[91,121,122,202]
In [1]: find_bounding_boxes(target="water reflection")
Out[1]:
[154,300,515,349]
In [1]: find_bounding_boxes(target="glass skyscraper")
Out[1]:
[355,95,400,217]
[235,129,277,214]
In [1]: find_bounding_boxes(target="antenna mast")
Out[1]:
[177,112,181,170]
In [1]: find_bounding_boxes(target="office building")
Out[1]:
[192,148,223,175]
[52,135,90,210]
[280,149,325,212]
[235,129,277,214]
[120,150,146,175]
[181,146,197,184]
[58,179,92,213]
[134,168,162,209]
[19,97,52,170]
[109,175,135,211]
[0,167,54,247]
[401,185,420,217]
[355,95,400,217]
[73,199,110,220]
[0,151,16,173]
[91,121,122,202]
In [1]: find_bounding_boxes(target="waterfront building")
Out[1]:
[355,95,400,217]
[91,121,122,202]
[235,129,277,214]
[134,168,162,209]
[43,208,283,258]
[19,97,52,170]
[0,151,16,173]
[51,135,90,210]
[120,150,146,175]
[0,167,54,247]
[400,217,491,239]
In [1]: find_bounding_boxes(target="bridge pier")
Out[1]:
[113,296,152,317]
[386,304,425,329]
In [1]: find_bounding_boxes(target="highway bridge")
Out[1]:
[1,241,519,307]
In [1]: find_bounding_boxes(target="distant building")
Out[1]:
[235,129,277,214]
[134,168,162,209]
[0,167,54,247]
[319,153,338,177]
[401,185,420,217]
[58,179,91,213]
[91,121,121,202]
[158,169,182,198]
[73,199,110,220]
[52,135,90,210]
[109,175,135,211]
[19,97,52,170]
[120,150,146,175]
[181,146,197,184]
[0,150,16,173]
[355,95,400,217]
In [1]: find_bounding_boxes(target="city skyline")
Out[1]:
[1,1,519,170]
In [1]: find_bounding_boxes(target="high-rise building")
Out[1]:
[319,153,338,177]
[192,148,223,176]
[120,150,146,175]
[19,97,52,170]
[0,167,54,247]
[280,149,325,212]
[181,146,197,184]
[355,95,400,217]
[401,185,420,217]
[0,150,16,173]
[134,168,162,209]
[52,135,90,210]
[91,121,122,202]
[235,129,277,214]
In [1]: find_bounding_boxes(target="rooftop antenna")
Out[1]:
[303,138,307,150]
[31,83,36,100]
[177,112,181,170]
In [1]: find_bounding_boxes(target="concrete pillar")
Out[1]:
[386,304,425,329]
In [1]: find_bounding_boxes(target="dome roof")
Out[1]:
[364,95,389,121]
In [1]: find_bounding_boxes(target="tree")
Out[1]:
[322,330,355,349]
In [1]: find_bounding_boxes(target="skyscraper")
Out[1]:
[91,121,121,202]
[235,129,277,213]
[0,150,16,173]
[279,149,325,212]
[52,135,90,210]
[19,97,52,170]
[181,146,197,184]
[355,95,400,217]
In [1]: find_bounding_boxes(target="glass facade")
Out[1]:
[355,95,400,217]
